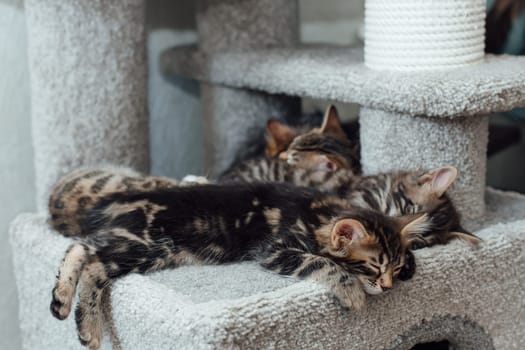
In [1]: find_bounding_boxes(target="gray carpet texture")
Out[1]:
[195,0,298,53]
[161,46,525,118]
[360,109,489,220]
[9,188,525,349]
[25,0,149,211]
[195,0,301,175]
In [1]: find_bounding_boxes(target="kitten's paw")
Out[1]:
[398,251,416,281]
[180,175,210,186]
[50,285,73,320]
[76,306,104,350]
[334,284,366,312]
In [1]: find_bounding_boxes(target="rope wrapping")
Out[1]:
[365,0,486,70]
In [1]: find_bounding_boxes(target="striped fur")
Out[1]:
[50,183,424,349]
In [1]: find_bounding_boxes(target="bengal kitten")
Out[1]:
[220,104,361,182]
[50,183,427,349]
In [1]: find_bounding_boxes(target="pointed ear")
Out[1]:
[320,105,346,138]
[448,228,482,247]
[398,214,430,247]
[330,218,369,250]
[265,119,298,157]
[418,166,458,197]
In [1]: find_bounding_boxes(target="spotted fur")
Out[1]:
[48,167,180,237]
[51,183,424,349]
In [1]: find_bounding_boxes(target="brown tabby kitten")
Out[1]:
[221,104,360,182]
[50,182,427,349]
[280,105,360,173]
[222,163,478,250]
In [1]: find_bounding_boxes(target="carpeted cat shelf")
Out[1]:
[10,0,525,349]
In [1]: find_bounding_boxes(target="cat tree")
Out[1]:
[10,0,525,349]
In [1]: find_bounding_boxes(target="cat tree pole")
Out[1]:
[361,0,488,220]
[24,0,149,211]
[196,0,301,175]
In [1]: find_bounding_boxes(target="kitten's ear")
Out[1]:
[330,218,369,250]
[448,227,482,246]
[418,166,458,197]
[320,105,346,138]
[265,119,298,157]
[398,214,430,247]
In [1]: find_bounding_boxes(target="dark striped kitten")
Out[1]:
[344,166,479,248]
[50,183,425,349]
[279,105,360,173]
[220,105,361,182]
[222,163,478,249]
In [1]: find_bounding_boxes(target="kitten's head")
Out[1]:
[265,105,359,173]
[357,166,481,248]
[279,105,358,172]
[321,210,425,295]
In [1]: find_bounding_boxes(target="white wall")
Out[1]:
[0,2,32,349]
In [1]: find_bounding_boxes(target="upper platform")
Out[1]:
[161,45,525,117]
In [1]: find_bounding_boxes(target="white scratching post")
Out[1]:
[25,0,149,211]
[365,0,485,70]
[361,0,488,219]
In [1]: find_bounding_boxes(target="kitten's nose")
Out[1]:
[379,275,393,290]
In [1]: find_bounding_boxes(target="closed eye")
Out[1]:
[393,264,405,276]
[366,264,381,277]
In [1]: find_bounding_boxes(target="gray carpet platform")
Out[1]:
[9,188,525,349]
[161,46,525,118]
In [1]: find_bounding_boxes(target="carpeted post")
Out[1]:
[25,0,149,211]
[196,0,301,175]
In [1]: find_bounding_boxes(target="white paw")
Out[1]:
[180,175,210,186]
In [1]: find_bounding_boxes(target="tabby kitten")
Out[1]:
[50,183,425,349]
[220,105,361,182]
[280,105,360,173]
[222,163,478,249]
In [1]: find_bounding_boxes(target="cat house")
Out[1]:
[10,0,525,349]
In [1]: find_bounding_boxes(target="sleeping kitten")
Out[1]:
[279,105,360,173]
[222,164,477,249]
[50,182,427,349]
[221,105,360,182]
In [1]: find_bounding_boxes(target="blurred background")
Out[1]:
[0,0,523,348]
